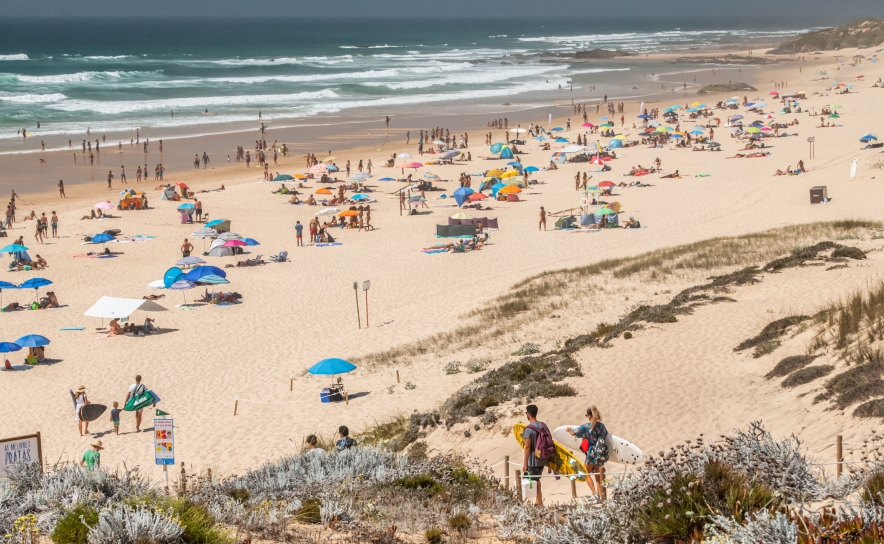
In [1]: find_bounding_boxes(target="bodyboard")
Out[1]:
[79,404,107,422]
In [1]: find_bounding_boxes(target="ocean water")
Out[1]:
[0,17,815,154]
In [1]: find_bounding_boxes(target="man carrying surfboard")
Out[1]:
[521,404,552,506]
[125,375,148,432]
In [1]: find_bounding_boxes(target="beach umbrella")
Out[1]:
[431,140,446,146]
[242,238,260,246]
[828,114,840,119]
[316,207,340,216]
[314,188,332,195]
[0,342,21,353]
[450,212,473,220]
[745,127,761,133]
[308,357,356,375]
[670,134,684,139]
[423,172,439,179]
[0,244,28,253]
[175,256,206,268]
[327,165,339,173]
[830,104,842,108]
[406,161,423,168]
[168,279,195,305]
[442,150,460,159]
[861,134,878,142]
[216,232,242,241]
[177,203,195,211]
[309,164,327,174]
[222,240,246,248]
[489,143,504,154]
[550,127,564,131]
[91,233,115,244]
[507,161,522,167]
[468,193,488,201]
[554,137,568,143]
[14,334,49,348]
[760,127,772,132]
[599,116,609,120]
[94,201,114,209]
[498,185,521,194]
[582,122,594,127]
[378,177,396,181]
[184,266,227,282]
[486,169,504,178]
[770,91,779,95]
[397,153,412,159]
[351,194,370,201]
[339,210,359,218]
[598,181,615,188]
[196,274,229,285]
[523,166,539,172]
[534,136,548,140]
[637,114,652,119]
[272,174,294,181]
[453,187,474,206]
[191,228,216,238]
[595,208,616,216]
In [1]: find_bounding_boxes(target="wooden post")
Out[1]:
[290,375,293,392]
[207,468,212,485]
[233,398,239,416]
[180,462,187,493]
[504,456,510,489]
[345,391,349,405]
[396,369,400,383]
[570,478,577,499]
[354,282,361,329]
[515,470,522,501]
[836,434,843,479]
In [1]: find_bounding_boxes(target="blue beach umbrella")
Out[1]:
[489,142,504,154]
[861,134,878,142]
[1,244,28,253]
[168,279,195,304]
[91,233,114,243]
[177,203,195,211]
[534,136,547,141]
[197,274,230,285]
[14,334,50,347]
[0,342,21,353]
[523,166,539,172]
[0,280,16,304]
[507,161,522,167]
[242,238,260,246]
[327,165,339,172]
[184,266,226,282]
[378,177,396,181]
[637,114,652,119]
[453,187,474,206]
[206,219,228,228]
[555,137,569,143]
[550,127,564,131]
[308,357,357,375]
[19,278,52,291]
[351,193,370,201]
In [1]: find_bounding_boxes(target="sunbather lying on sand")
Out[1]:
[773,166,794,176]
[660,170,682,179]
[142,294,165,300]
[727,152,770,158]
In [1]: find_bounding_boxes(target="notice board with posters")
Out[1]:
[1,433,43,477]
[154,419,175,466]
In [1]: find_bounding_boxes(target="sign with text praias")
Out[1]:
[1,433,42,477]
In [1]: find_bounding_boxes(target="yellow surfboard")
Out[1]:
[514,423,586,480]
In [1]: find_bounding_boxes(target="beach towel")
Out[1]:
[61,327,85,330]
[316,242,343,247]
[696,174,711,177]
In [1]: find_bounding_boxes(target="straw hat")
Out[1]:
[77,385,86,393]
[91,440,103,450]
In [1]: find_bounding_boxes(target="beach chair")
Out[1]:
[270,251,288,263]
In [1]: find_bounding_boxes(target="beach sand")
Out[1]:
[3,47,883,495]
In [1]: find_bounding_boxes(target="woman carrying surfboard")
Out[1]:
[74,386,90,436]
[568,406,609,501]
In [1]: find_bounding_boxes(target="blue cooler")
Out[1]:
[320,388,332,403]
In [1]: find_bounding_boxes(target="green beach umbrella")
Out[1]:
[745,127,761,133]
[828,113,840,119]
[830,104,842,108]
[595,207,616,216]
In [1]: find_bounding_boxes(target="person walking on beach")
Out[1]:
[522,404,551,506]
[202,152,210,169]
[295,220,303,247]
[58,180,65,198]
[181,238,193,258]
[125,375,148,432]
[106,171,113,189]
[50,211,58,238]
[74,385,90,436]
[194,199,203,222]
[120,166,127,184]
[567,406,609,501]
[80,440,103,469]
[539,207,546,231]
[109,402,122,435]
[34,221,43,244]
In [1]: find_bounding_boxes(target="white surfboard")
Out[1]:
[552,425,644,465]
[850,158,858,180]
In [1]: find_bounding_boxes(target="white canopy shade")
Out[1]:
[560,145,588,154]
[84,296,168,318]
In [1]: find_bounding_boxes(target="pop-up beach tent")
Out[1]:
[84,296,167,318]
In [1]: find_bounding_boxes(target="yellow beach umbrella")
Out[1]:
[486,169,504,178]
[614,135,627,140]
[501,171,518,178]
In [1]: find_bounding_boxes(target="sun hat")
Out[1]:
[77,385,86,392]
[91,440,103,450]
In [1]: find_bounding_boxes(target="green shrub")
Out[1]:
[125,496,229,544]
[51,504,98,544]
[448,468,486,502]
[447,513,472,531]
[636,472,709,541]
[512,342,541,356]
[765,354,819,379]
[862,470,884,506]
[623,332,633,340]
[425,527,445,543]
[394,474,444,497]
[405,381,417,390]
[782,365,835,388]
[465,358,490,373]
[444,361,461,375]
[294,498,322,524]
[225,488,250,502]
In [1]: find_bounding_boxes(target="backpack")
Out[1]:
[338,437,357,451]
[528,422,556,460]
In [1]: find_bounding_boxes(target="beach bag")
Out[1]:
[338,437,357,451]
[588,426,610,464]
[124,384,154,411]
[528,422,556,460]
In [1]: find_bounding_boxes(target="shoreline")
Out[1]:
[7,46,814,206]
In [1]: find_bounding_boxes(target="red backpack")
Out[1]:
[528,422,556,460]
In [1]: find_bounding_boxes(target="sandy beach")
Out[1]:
[3,43,884,504]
